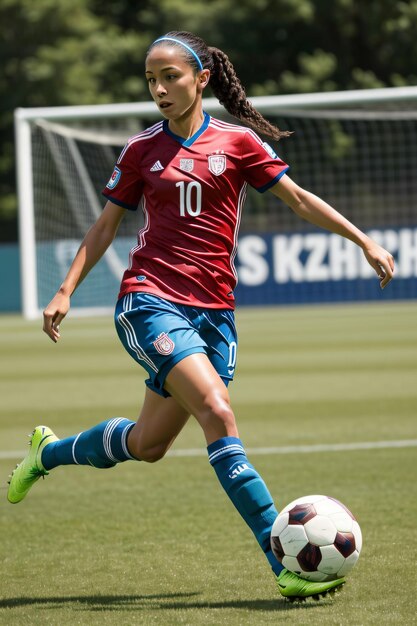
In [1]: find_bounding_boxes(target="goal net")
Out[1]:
[16,88,417,318]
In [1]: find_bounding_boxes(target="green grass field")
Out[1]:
[0,302,416,625]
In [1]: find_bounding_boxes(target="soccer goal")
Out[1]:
[15,86,417,318]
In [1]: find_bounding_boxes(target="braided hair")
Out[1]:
[147,31,291,141]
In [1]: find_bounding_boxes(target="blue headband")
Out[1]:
[152,37,204,71]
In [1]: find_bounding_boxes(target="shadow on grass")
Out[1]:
[0,592,323,612]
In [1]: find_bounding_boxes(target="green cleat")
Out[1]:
[276,568,345,602]
[7,426,58,504]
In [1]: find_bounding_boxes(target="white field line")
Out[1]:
[169,439,417,457]
[1,439,416,461]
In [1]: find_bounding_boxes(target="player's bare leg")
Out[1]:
[164,353,238,444]
[127,387,190,462]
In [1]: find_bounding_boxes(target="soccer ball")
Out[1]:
[270,494,362,582]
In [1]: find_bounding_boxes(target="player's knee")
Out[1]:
[131,441,169,463]
[197,391,236,436]
[140,448,166,463]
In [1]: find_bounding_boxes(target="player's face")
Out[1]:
[145,46,208,124]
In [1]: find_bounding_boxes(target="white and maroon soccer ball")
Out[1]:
[270,495,362,582]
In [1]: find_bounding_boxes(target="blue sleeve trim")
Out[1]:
[102,192,138,211]
[255,167,289,194]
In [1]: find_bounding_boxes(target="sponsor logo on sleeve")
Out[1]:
[106,166,122,189]
[262,142,278,159]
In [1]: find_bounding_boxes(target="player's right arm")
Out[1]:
[43,201,126,343]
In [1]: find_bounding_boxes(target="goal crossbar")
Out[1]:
[15,85,417,123]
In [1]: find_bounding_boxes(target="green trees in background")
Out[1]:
[2,0,417,240]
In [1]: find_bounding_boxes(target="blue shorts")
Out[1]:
[114,292,238,397]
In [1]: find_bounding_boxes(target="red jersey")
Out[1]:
[102,112,289,309]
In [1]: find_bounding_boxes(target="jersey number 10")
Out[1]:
[176,181,202,217]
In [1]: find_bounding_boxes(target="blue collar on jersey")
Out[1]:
[163,111,210,147]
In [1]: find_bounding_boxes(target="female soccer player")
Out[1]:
[8,31,394,601]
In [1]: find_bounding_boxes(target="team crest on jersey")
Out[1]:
[180,158,194,173]
[208,153,227,176]
[106,166,121,190]
[153,332,175,356]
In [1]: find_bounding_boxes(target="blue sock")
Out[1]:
[208,436,283,576]
[41,418,136,470]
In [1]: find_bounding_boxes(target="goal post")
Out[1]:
[15,86,417,318]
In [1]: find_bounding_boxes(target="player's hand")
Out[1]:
[43,291,70,343]
[362,241,394,289]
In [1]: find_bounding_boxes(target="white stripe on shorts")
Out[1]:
[117,301,159,373]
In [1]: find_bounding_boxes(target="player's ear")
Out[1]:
[198,69,210,89]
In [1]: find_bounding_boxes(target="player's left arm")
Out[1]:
[270,174,395,289]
